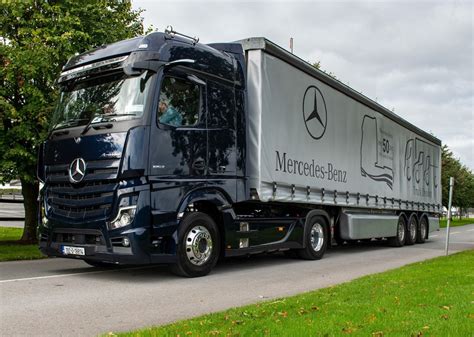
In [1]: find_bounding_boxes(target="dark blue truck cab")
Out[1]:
[38,31,256,276]
[38,29,440,277]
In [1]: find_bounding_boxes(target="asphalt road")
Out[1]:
[0,202,24,228]
[1,225,473,337]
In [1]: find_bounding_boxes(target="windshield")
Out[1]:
[51,71,152,130]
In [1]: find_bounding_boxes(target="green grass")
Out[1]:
[440,218,473,228]
[0,227,45,262]
[115,250,474,337]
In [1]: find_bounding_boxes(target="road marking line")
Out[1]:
[431,235,438,237]
[450,231,461,234]
[467,229,474,232]
[0,266,153,284]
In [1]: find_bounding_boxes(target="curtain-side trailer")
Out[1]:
[38,29,441,277]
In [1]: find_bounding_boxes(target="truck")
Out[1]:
[38,28,442,277]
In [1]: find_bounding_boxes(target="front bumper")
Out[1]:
[39,225,177,265]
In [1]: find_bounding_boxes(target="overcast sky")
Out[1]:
[133,0,473,169]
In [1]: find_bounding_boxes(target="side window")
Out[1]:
[158,76,201,127]
[207,81,235,129]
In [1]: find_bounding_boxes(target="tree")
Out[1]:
[0,0,146,242]
[441,145,474,218]
[312,61,337,79]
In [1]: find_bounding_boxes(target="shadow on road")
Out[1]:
[51,240,394,283]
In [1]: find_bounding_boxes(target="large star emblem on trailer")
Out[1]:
[302,85,328,140]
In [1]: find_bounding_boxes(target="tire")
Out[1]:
[405,214,418,245]
[297,215,328,260]
[171,212,220,278]
[83,260,117,268]
[388,215,407,247]
[417,216,428,243]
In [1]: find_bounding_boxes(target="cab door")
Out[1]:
[149,70,208,178]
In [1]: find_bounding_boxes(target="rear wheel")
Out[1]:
[388,215,406,247]
[171,212,220,278]
[417,216,428,243]
[297,216,328,260]
[405,214,418,245]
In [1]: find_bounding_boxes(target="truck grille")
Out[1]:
[45,159,120,220]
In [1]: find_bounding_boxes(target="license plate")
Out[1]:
[61,245,85,256]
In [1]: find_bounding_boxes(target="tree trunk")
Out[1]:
[20,179,39,243]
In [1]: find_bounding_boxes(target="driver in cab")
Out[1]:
[158,100,182,126]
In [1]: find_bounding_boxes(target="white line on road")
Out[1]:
[451,231,461,234]
[431,235,438,237]
[0,266,152,284]
[467,229,474,232]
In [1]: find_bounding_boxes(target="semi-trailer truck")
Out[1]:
[38,28,441,277]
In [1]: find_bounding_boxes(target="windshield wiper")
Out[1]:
[80,113,137,135]
[51,118,88,130]
[81,114,102,135]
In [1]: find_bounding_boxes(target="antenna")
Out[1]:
[290,37,294,53]
[165,25,199,45]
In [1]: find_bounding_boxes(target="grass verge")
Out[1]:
[440,218,473,228]
[114,250,474,337]
[0,227,45,262]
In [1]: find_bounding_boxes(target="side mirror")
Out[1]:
[124,60,163,76]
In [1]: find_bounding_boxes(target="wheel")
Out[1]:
[405,214,418,245]
[171,212,220,277]
[417,216,428,243]
[297,216,328,260]
[83,260,117,268]
[388,215,406,247]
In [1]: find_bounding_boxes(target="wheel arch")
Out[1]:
[176,187,235,255]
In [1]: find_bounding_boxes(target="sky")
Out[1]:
[132,0,473,170]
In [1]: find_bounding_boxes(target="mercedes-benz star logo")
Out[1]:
[302,85,328,140]
[69,158,86,183]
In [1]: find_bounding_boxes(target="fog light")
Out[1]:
[239,238,249,248]
[122,237,130,247]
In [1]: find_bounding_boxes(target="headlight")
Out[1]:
[108,206,136,230]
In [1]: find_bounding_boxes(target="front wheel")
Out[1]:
[297,216,328,260]
[171,212,220,278]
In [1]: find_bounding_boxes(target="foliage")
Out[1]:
[113,250,473,336]
[0,227,45,261]
[0,0,146,241]
[312,60,337,79]
[440,217,474,228]
[441,145,474,217]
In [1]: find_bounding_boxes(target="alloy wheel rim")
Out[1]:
[310,223,324,252]
[398,220,405,242]
[410,218,417,241]
[185,225,213,266]
[421,220,427,239]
